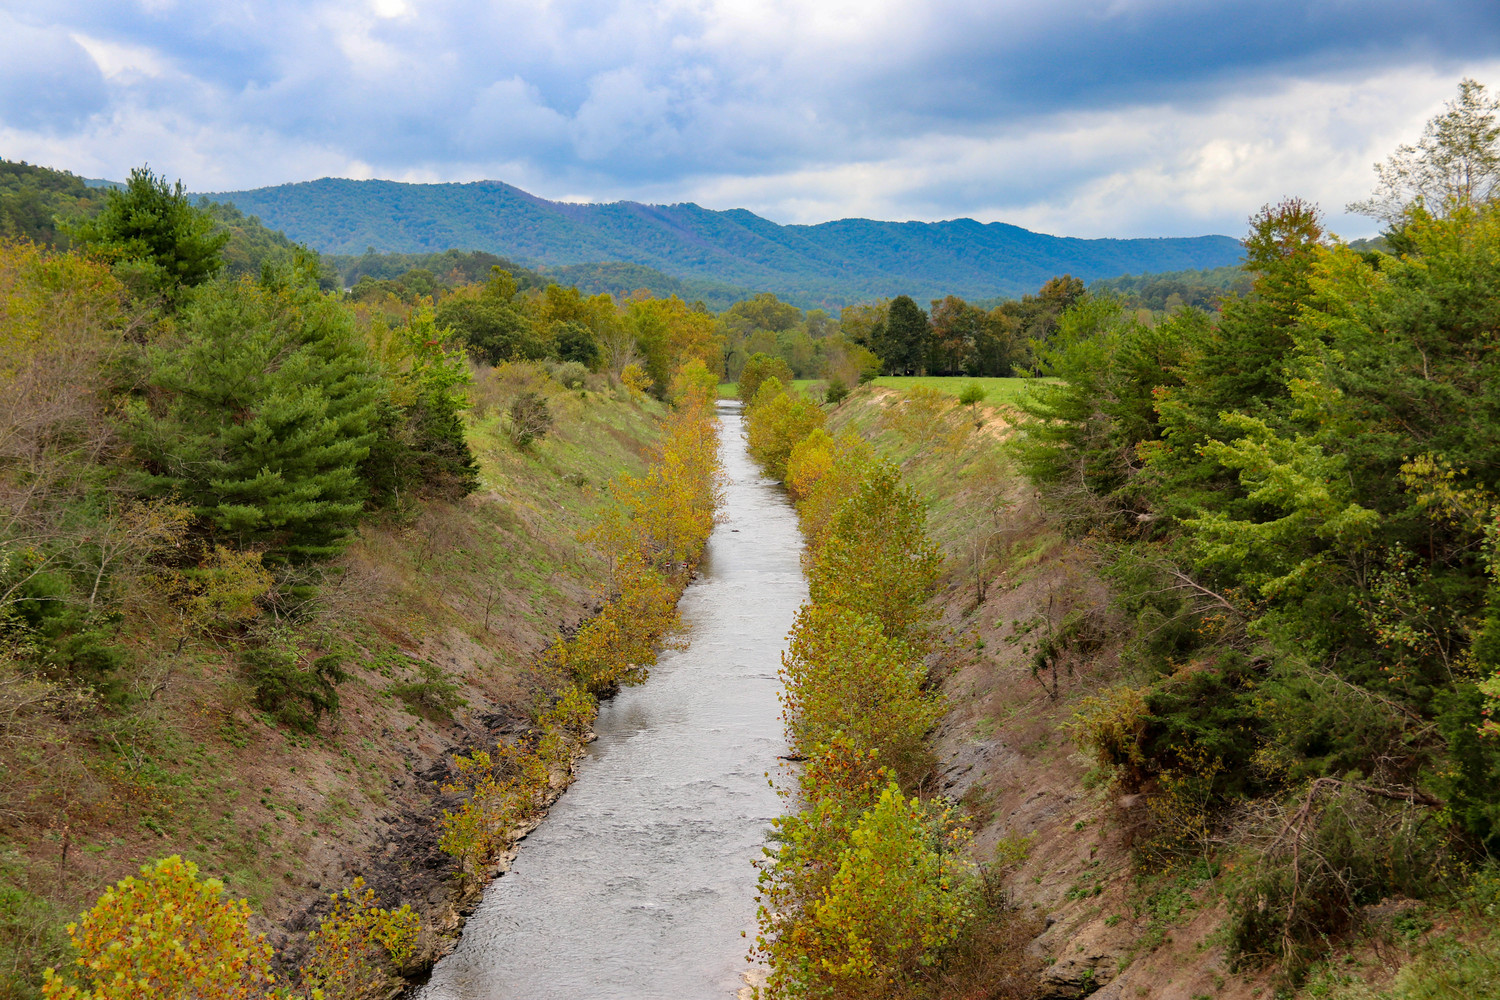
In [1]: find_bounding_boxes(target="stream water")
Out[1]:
[415,403,802,1000]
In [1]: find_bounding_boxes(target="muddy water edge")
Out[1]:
[411,402,802,1000]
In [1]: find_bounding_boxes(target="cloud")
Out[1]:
[0,11,108,131]
[2,0,1498,237]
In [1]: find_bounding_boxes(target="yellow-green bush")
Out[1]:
[806,460,942,645]
[41,856,276,1000]
[780,604,940,787]
[746,378,826,481]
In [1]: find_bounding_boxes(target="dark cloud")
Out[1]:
[883,0,1500,120]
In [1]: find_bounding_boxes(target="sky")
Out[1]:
[3,1,1500,239]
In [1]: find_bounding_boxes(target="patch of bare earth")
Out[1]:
[926,492,1278,999]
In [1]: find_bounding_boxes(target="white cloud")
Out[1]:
[70,32,169,81]
[648,61,1500,238]
[2,0,1497,240]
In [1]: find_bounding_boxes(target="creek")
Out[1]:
[414,402,803,1000]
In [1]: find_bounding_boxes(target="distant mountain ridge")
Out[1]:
[201,177,1243,308]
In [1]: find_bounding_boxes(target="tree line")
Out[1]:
[1015,78,1500,980]
[743,378,1031,999]
[0,163,724,998]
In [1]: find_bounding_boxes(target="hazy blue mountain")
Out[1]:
[202,177,1243,308]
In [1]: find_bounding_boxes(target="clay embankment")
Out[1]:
[828,387,1278,1000]
[6,386,665,990]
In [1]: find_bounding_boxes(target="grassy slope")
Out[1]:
[1,384,662,998]
[826,384,1276,999]
[717,376,1033,404]
[827,381,1498,1000]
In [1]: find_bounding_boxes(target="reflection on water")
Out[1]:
[415,404,803,1000]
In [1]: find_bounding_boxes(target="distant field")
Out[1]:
[864,376,1033,406]
[718,376,1034,406]
[717,379,822,399]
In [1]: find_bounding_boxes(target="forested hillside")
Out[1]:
[0,167,726,1000]
[725,78,1500,1000]
[199,177,1243,308]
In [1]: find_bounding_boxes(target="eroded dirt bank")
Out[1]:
[829,387,1280,1000]
[4,387,666,994]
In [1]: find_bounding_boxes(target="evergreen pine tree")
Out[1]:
[130,275,381,562]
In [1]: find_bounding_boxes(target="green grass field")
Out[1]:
[718,376,1034,406]
[717,379,823,399]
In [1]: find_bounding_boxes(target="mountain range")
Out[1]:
[201,178,1243,308]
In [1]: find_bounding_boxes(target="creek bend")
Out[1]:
[415,403,802,1000]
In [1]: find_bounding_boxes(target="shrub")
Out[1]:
[795,432,875,552]
[812,786,974,984]
[164,545,273,643]
[507,390,553,449]
[746,378,826,481]
[879,384,954,446]
[1071,685,1150,789]
[583,392,722,573]
[780,603,940,787]
[242,646,347,733]
[549,359,590,389]
[41,856,275,1000]
[299,879,419,999]
[756,783,975,999]
[1226,781,1453,973]
[824,377,849,405]
[737,352,794,402]
[620,361,653,397]
[669,358,719,404]
[784,428,836,503]
[807,460,942,645]
[438,741,549,881]
[389,661,468,720]
[551,560,678,694]
[958,381,987,407]
[38,622,130,704]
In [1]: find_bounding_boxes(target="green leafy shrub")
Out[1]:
[736,352,794,402]
[242,646,347,733]
[507,391,553,449]
[389,662,467,720]
[41,625,129,704]
[549,359,590,389]
[807,459,942,645]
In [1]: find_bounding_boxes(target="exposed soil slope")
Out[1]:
[828,387,1278,1000]
[2,385,664,995]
